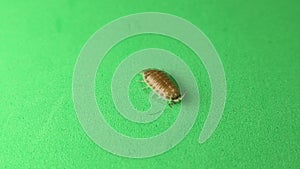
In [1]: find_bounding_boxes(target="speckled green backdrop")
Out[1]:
[0,0,299,168]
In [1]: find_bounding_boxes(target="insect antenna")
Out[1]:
[180,91,187,100]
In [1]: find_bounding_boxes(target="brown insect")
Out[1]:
[141,69,186,106]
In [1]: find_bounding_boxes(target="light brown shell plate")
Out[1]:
[142,69,180,100]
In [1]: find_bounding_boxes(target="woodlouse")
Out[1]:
[141,69,186,106]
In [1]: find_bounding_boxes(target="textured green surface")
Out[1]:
[1,0,300,168]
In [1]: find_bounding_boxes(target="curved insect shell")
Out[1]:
[141,69,184,106]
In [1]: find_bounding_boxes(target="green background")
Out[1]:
[1,0,299,168]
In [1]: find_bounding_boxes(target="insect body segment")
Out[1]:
[142,69,185,106]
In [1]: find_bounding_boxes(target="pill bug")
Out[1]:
[141,69,186,106]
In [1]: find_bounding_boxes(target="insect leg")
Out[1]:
[142,86,150,90]
[168,100,174,107]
